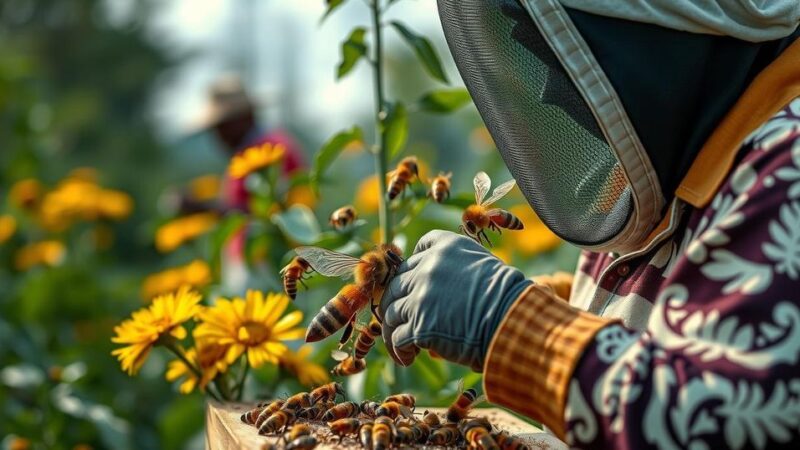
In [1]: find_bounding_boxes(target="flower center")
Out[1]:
[238,321,270,345]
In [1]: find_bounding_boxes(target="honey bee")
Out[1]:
[360,400,381,418]
[283,423,312,443]
[410,421,431,443]
[330,354,367,376]
[329,205,358,231]
[430,424,460,446]
[383,393,415,410]
[258,409,296,435]
[387,156,420,200]
[492,430,531,450]
[372,416,395,450]
[285,436,318,450]
[446,381,485,423]
[321,401,360,421]
[353,317,382,359]
[375,401,413,419]
[328,418,362,440]
[254,401,288,428]
[428,171,452,203]
[310,382,345,404]
[294,244,403,343]
[282,392,312,411]
[394,426,415,444]
[242,399,284,425]
[460,172,523,246]
[460,419,499,450]
[422,410,441,427]
[297,400,335,421]
[359,422,374,450]
[280,257,313,300]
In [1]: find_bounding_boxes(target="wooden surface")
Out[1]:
[206,401,567,450]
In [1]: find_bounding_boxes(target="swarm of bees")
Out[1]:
[242,381,531,450]
[277,154,524,377]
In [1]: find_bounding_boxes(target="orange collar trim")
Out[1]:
[676,38,800,208]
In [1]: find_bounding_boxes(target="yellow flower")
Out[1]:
[505,204,562,256]
[195,290,304,368]
[14,240,66,271]
[279,345,330,387]
[97,190,134,220]
[9,178,43,210]
[228,142,285,179]
[140,260,211,300]
[111,287,202,375]
[155,212,218,253]
[286,185,317,210]
[8,437,30,450]
[355,175,380,214]
[37,173,133,231]
[0,215,17,243]
[166,341,229,394]
[189,174,221,202]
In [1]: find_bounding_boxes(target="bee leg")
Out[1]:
[480,230,492,247]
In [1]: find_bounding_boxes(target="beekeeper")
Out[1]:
[380,1,800,447]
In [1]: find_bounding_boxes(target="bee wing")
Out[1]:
[331,350,350,361]
[473,171,491,205]
[473,394,487,406]
[294,246,361,279]
[456,378,464,394]
[481,179,516,206]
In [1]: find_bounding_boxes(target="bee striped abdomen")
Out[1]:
[305,285,365,342]
[491,210,523,230]
[354,319,382,359]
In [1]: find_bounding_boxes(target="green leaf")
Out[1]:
[441,192,475,209]
[310,126,363,193]
[383,102,408,159]
[320,0,347,23]
[271,205,322,245]
[418,88,471,113]
[390,21,448,84]
[337,27,368,80]
[210,213,247,276]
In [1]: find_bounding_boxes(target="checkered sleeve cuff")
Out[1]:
[530,271,574,301]
[482,284,615,439]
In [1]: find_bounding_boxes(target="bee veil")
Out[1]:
[438,0,799,253]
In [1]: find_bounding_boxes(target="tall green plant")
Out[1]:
[314,0,471,245]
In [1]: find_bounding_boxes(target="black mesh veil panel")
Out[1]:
[438,0,633,246]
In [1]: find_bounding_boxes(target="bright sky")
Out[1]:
[145,0,449,140]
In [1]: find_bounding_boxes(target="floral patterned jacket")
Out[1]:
[481,97,800,447]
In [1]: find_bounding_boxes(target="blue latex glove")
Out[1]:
[379,230,532,371]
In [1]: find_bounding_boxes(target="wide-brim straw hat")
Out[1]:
[188,74,259,132]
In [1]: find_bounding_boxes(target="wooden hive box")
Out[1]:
[206,401,567,449]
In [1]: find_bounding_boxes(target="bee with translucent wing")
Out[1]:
[460,171,524,246]
[294,244,403,343]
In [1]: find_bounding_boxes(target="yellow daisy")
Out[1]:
[0,215,17,244]
[14,240,65,271]
[140,260,212,300]
[279,345,330,387]
[194,290,304,368]
[8,178,43,210]
[165,341,229,394]
[189,174,221,202]
[228,142,285,180]
[111,287,202,375]
[155,212,218,253]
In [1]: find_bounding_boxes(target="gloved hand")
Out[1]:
[379,230,532,371]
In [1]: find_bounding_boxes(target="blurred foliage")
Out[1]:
[0,0,580,449]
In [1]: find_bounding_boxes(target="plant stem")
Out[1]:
[235,359,250,401]
[371,0,391,245]
[163,341,222,402]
